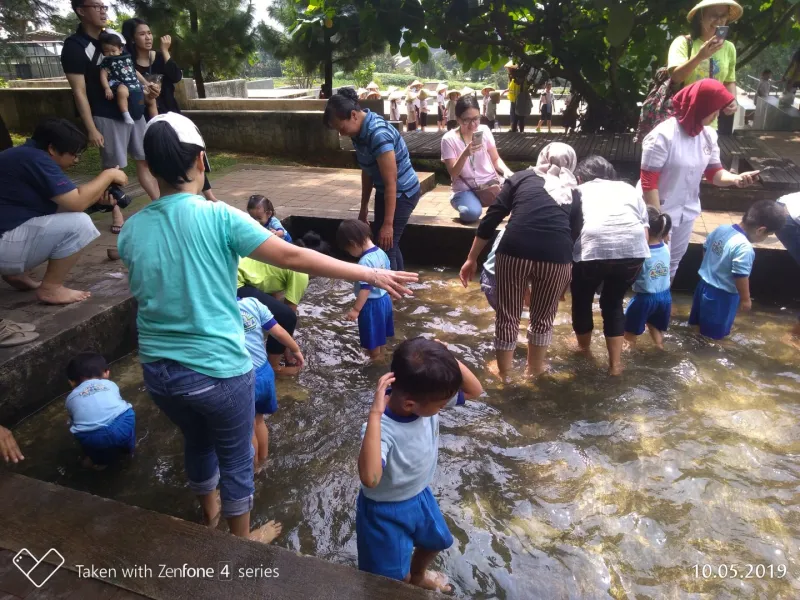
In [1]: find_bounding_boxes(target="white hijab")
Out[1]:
[529,142,578,205]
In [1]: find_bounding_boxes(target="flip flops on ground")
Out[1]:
[0,319,39,348]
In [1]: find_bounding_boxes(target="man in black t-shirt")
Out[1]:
[61,1,159,233]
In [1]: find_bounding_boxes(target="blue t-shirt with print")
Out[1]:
[699,224,754,294]
[238,296,277,369]
[118,193,271,379]
[0,141,77,235]
[355,246,390,299]
[266,216,292,243]
[359,390,465,502]
[66,379,132,434]
[633,242,671,294]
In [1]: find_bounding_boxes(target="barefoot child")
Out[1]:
[247,194,292,242]
[357,337,483,591]
[689,200,786,339]
[98,31,154,124]
[624,207,672,349]
[238,296,304,470]
[337,219,394,359]
[65,352,135,469]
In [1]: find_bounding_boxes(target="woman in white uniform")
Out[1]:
[639,78,758,279]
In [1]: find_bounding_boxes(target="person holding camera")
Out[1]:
[122,18,218,202]
[0,119,127,305]
[667,0,743,133]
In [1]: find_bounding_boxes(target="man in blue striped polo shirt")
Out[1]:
[324,89,420,270]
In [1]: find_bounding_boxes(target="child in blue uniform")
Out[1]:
[337,219,394,359]
[66,352,135,469]
[625,207,672,349]
[247,194,293,242]
[689,200,786,340]
[238,296,304,470]
[357,337,483,592]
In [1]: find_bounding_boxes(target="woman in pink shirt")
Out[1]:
[441,95,514,223]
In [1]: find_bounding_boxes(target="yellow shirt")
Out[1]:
[237,258,309,306]
[507,80,520,103]
[668,37,736,129]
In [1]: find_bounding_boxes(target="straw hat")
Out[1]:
[357,87,368,99]
[481,85,495,93]
[405,91,419,102]
[436,82,448,93]
[460,87,475,97]
[447,89,461,99]
[388,89,404,101]
[366,81,379,91]
[418,89,430,100]
[687,0,743,23]
[409,80,422,89]
[366,91,381,99]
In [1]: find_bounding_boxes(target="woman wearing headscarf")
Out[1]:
[460,142,582,378]
[640,79,758,279]
[118,112,416,543]
[572,156,649,376]
[668,0,743,132]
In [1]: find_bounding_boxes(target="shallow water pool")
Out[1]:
[12,269,800,599]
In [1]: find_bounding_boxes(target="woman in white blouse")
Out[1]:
[572,156,649,377]
[441,94,513,223]
[640,78,758,279]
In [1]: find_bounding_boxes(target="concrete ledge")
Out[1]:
[0,87,77,132]
[246,78,274,90]
[7,78,68,89]
[0,472,434,600]
[184,110,340,156]
[187,98,327,111]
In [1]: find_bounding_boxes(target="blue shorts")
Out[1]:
[358,294,394,350]
[689,280,739,340]
[625,290,672,335]
[73,407,136,466]
[356,487,453,580]
[254,361,277,415]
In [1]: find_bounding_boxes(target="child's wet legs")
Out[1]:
[253,415,269,464]
[647,324,664,349]
[623,332,638,348]
[406,548,451,592]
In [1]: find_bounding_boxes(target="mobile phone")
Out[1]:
[473,131,484,145]
[145,73,163,84]
[715,25,729,39]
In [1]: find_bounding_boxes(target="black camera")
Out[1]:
[89,184,132,213]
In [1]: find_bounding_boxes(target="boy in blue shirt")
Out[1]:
[358,337,483,592]
[247,194,293,243]
[689,200,786,340]
[337,219,394,359]
[238,296,304,472]
[625,207,672,349]
[66,352,135,470]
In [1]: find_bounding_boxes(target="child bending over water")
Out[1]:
[690,200,786,340]
[247,194,293,243]
[357,337,482,591]
[625,207,672,349]
[66,352,135,470]
[337,219,394,359]
[238,296,304,473]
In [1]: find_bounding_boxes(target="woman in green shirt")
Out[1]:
[668,0,743,131]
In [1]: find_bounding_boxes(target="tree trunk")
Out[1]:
[323,28,333,98]
[0,114,12,152]
[190,8,205,99]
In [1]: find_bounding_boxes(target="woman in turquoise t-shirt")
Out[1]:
[118,113,416,543]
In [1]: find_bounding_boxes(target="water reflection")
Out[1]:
[11,269,800,598]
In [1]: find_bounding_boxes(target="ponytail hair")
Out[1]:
[143,121,203,187]
[647,206,672,239]
[323,87,361,129]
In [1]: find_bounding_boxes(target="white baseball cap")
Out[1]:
[144,112,206,149]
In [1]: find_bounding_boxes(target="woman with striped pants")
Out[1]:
[460,143,582,378]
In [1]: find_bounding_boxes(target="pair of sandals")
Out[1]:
[0,319,39,348]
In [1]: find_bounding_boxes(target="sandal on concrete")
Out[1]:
[0,321,39,348]
[0,319,36,332]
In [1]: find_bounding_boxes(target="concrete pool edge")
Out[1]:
[0,472,435,600]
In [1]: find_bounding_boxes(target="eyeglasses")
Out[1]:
[460,116,481,126]
[81,3,109,12]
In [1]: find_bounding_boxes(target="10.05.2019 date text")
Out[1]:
[692,564,786,579]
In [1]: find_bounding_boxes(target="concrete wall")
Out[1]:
[184,110,339,156]
[247,78,274,90]
[8,78,68,89]
[176,78,248,103]
[753,95,800,131]
[0,87,77,132]
[187,98,327,111]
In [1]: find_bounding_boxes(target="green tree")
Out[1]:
[260,0,401,96]
[355,0,800,132]
[373,47,398,72]
[348,60,375,88]
[49,11,80,35]
[122,0,257,98]
[0,0,56,148]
